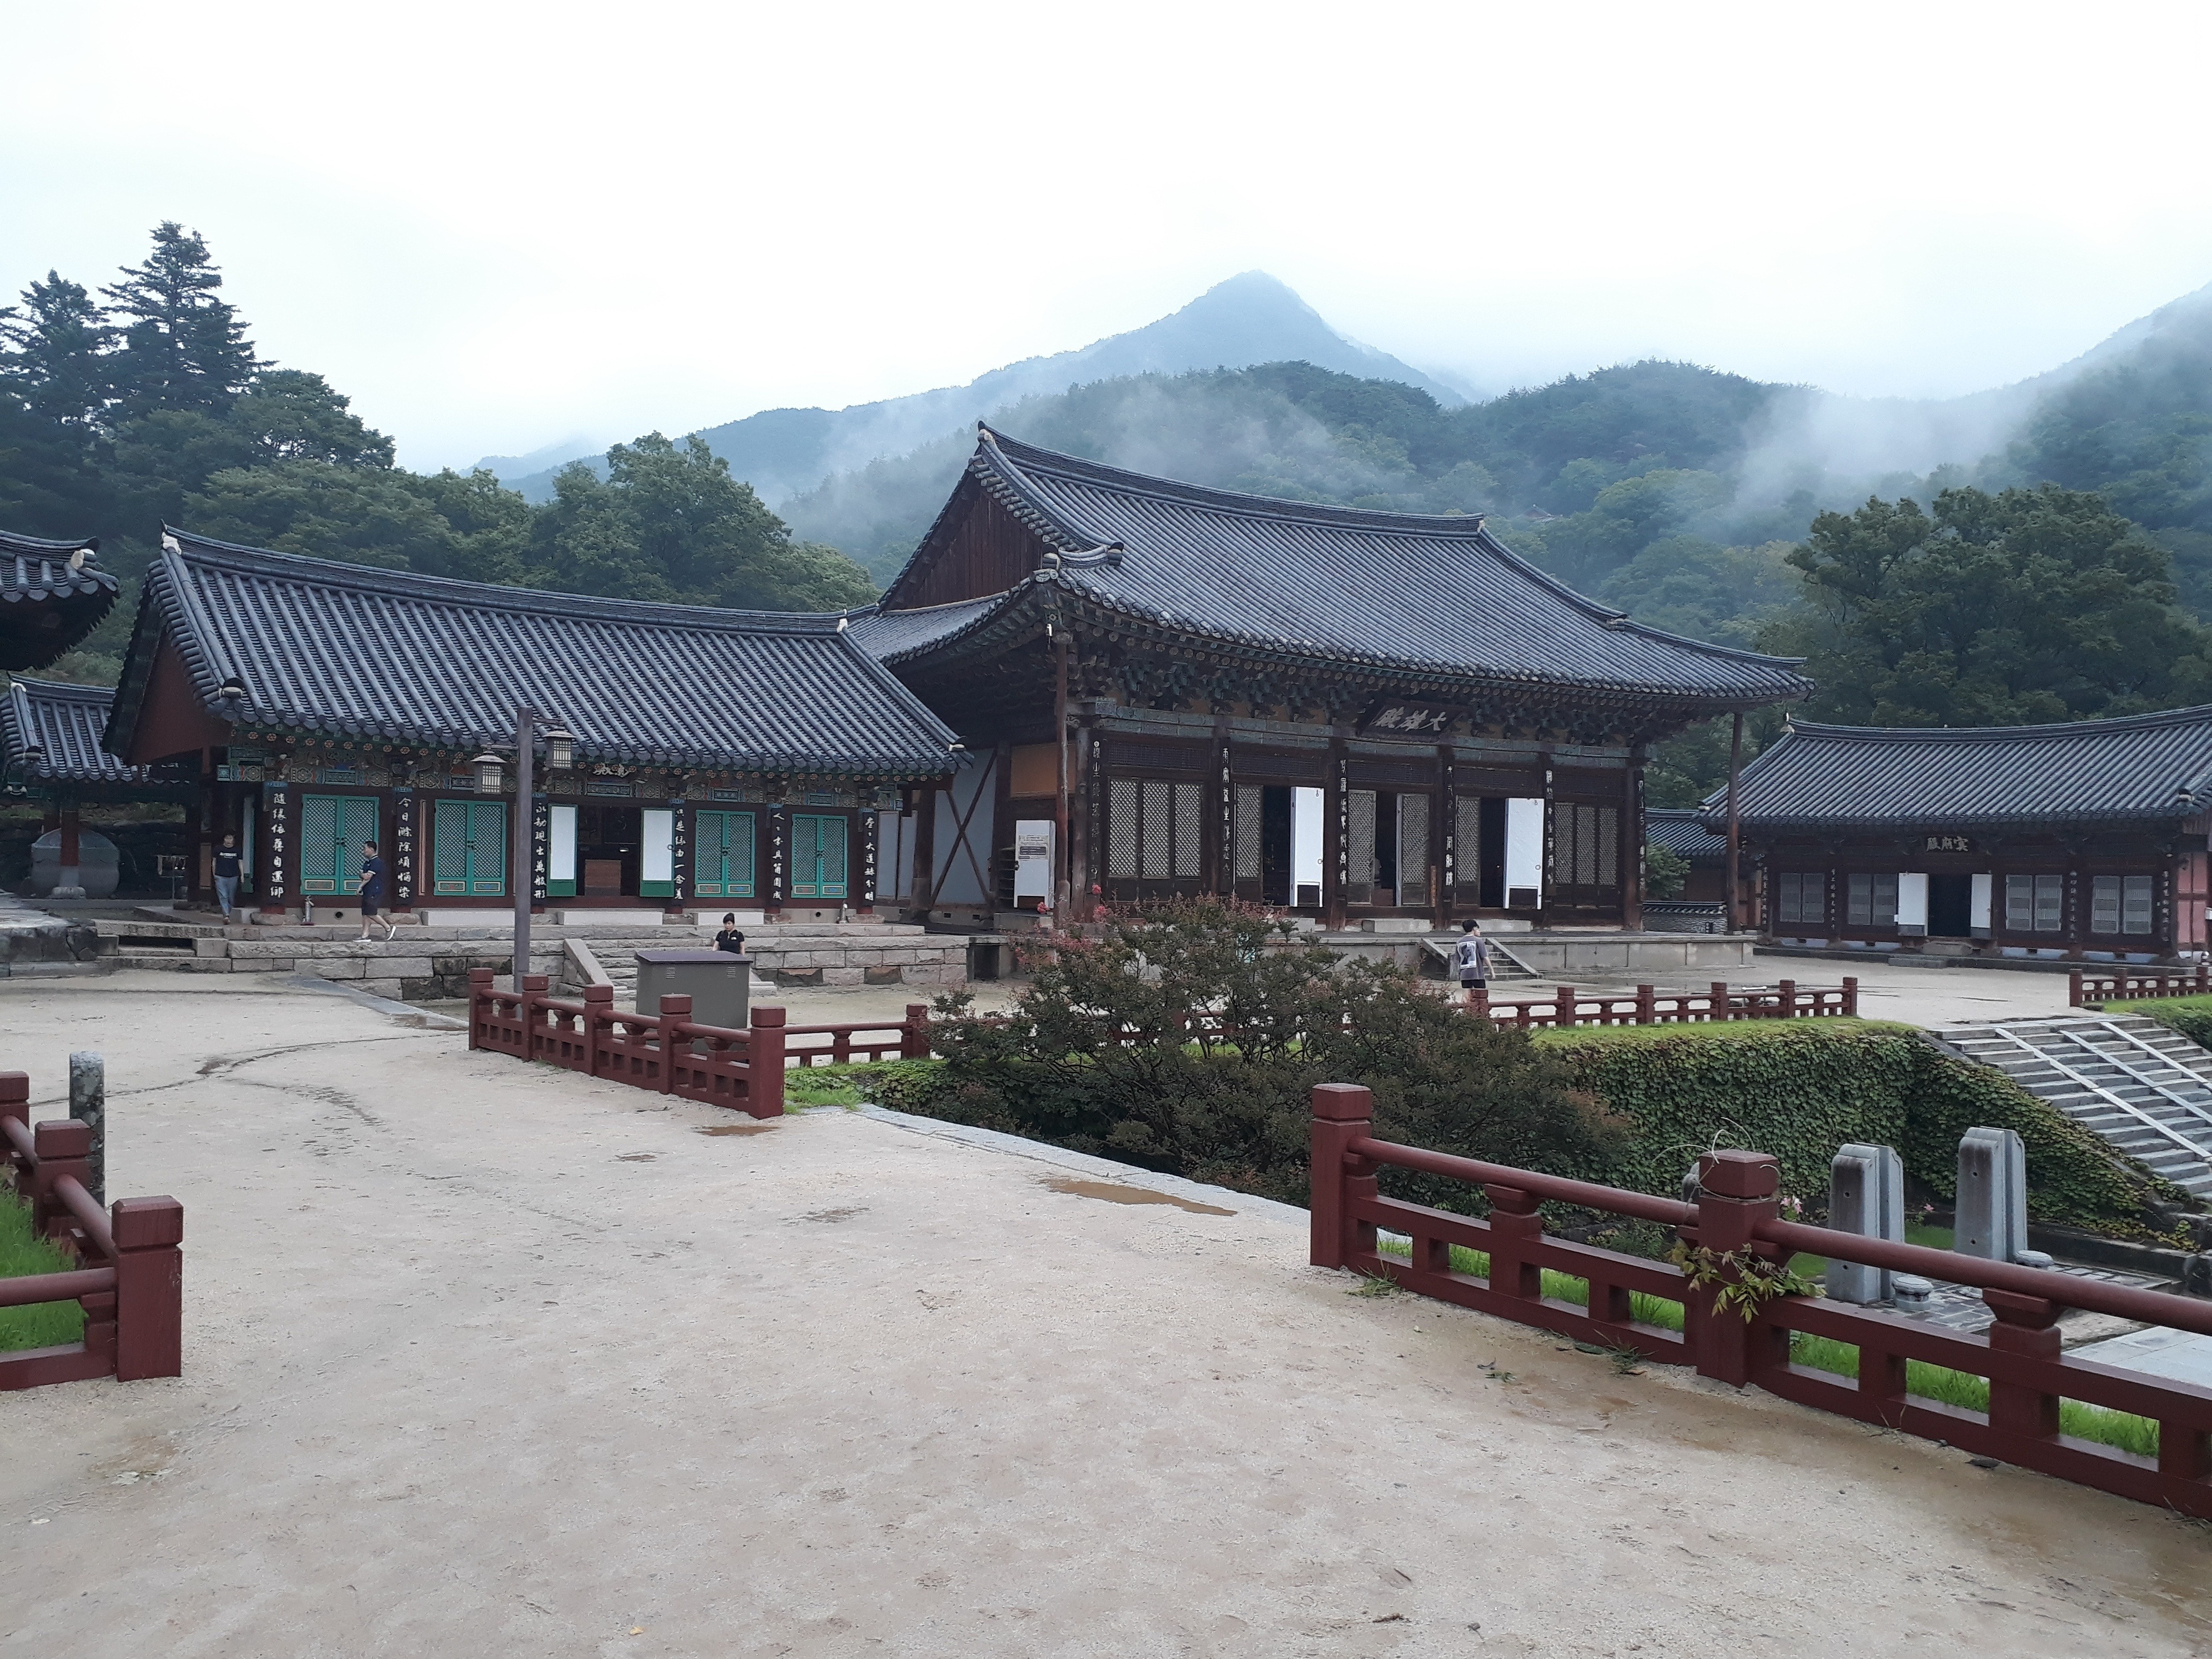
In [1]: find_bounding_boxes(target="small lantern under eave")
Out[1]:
[471,751,504,795]
[542,724,574,773]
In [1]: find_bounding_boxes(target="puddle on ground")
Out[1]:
[615,1153,657,1162]
[696,1123,777,1137]
[1043,1176,1234,1216]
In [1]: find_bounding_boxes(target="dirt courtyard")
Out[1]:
[0,973,2207,1656]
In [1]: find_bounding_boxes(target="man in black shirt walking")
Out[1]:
[212,833,242,921]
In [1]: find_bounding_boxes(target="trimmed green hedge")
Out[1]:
[2105,994,2212,1050]
[1534,1020,2184,1238]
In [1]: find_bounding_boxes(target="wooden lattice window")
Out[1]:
[1454,796,1482,897]
[1398,794,1430,907]
[1234,786,1263,881]
[1108,778,1204,880]
[1554,803,1620,890]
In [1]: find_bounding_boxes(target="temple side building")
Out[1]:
[849,428,1813,933]
[104,531,962,916]
[1708,709,2212,962]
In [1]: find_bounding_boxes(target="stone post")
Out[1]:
[1957,1126,2029,1263]
[69,1051,103,1207]
[1826,1142,1903,1305]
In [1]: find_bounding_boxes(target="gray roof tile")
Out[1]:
[109,531,962,779]
[0,527,118,672]
[2,677,150,785]
[1704,708,2212,831]
[870,429,1813,709]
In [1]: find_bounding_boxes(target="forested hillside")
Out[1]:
[0,225,875,683]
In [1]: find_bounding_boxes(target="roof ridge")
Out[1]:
[162,527,851,636]
[0,528,99,556]
[983,425,1500,538]
[1784,703,2212,742]
[5,676,114,699]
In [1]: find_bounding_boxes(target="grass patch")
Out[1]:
[1788,1332,2158,1458]
[1371,1234,2158,1459]
[1377,1235,1685,1331]
[0,1194,87,1353]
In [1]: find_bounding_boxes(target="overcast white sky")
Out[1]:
[7,1,2210,472]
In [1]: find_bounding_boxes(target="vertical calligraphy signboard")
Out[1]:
[261,784,292,909]
[391,790,417,909]
[768,804,789,914]
[861,807,879,906]
[530,796,550,905]
[668,799,690,909]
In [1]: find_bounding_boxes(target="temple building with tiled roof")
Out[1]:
[1704,709,2212,962]
[847,427,1812,930]
[107,530,961,916]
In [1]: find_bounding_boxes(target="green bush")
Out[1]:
[2104,994,2212,1050]
[1538,1020,2183,1238]
[1,1195,86,1353]
[898,898,1623,1207]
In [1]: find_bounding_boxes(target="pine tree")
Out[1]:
[0,271,115,434]
[101,222,256,421]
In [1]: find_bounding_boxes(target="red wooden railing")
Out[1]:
[0,1071,183,1391]
[1310,1082,2212,1519]
[2072,964,2212,1008]
[1470,977,1857,1029]
[470,971,788,1116]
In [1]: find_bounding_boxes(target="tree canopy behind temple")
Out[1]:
[0,224,878,683]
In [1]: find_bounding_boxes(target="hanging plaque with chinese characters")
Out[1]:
[1359,700,1458,737]
[391,790,418,907]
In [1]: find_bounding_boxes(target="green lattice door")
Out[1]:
[300,795,378,895]
[790,813,848,900]
[432,799,507,895]
[694,811,757,899]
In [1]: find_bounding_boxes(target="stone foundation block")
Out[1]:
[821,967,865,987]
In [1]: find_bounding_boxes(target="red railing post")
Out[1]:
[583,984,614,1077]
[1983,1289,2062,1443]
[1775,978,1796,1019]
[467,967,495,1049]
[111,1195,183,1381]
[1842,976,1858,1017]
[1309,1083,1374,1269]
[903,1003,932,1059]
[2199,961,2210,997]
[1481,1182,1544,1308]
[1710,981,1731,1022]
[32,1119,91,1243]
[2068,970,2084,1008]
[657,994,690,1093]
[1635,984,1656,1025]
[1555,985,1576,1029]
[0,1072,26,1200]
[1471,985,1490,1025]
[749,1006,787,1117]
[1691,1149,1781,1387]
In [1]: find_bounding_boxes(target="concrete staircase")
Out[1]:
[1940,1015,2212,1201]
[87,916,967,1006]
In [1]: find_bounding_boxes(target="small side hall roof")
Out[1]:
[1705,706,2212,832]
[0,528,118,672]
[1645,808,1728,865]
[861,429,1813,711]
[107,530,963,780]
[2,677,152,786]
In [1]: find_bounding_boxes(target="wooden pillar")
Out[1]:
[1055,633,1073,916]
[1724,712,1744,933]
[1622,758,1645,931]
[196,745,216,903]
[1324,730,1348,930]
[1210,717,1232,895]
[1434,745,1452,929]
[1071,718,1096,921]
[989,740,1013,918]
[908,785,937,920]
